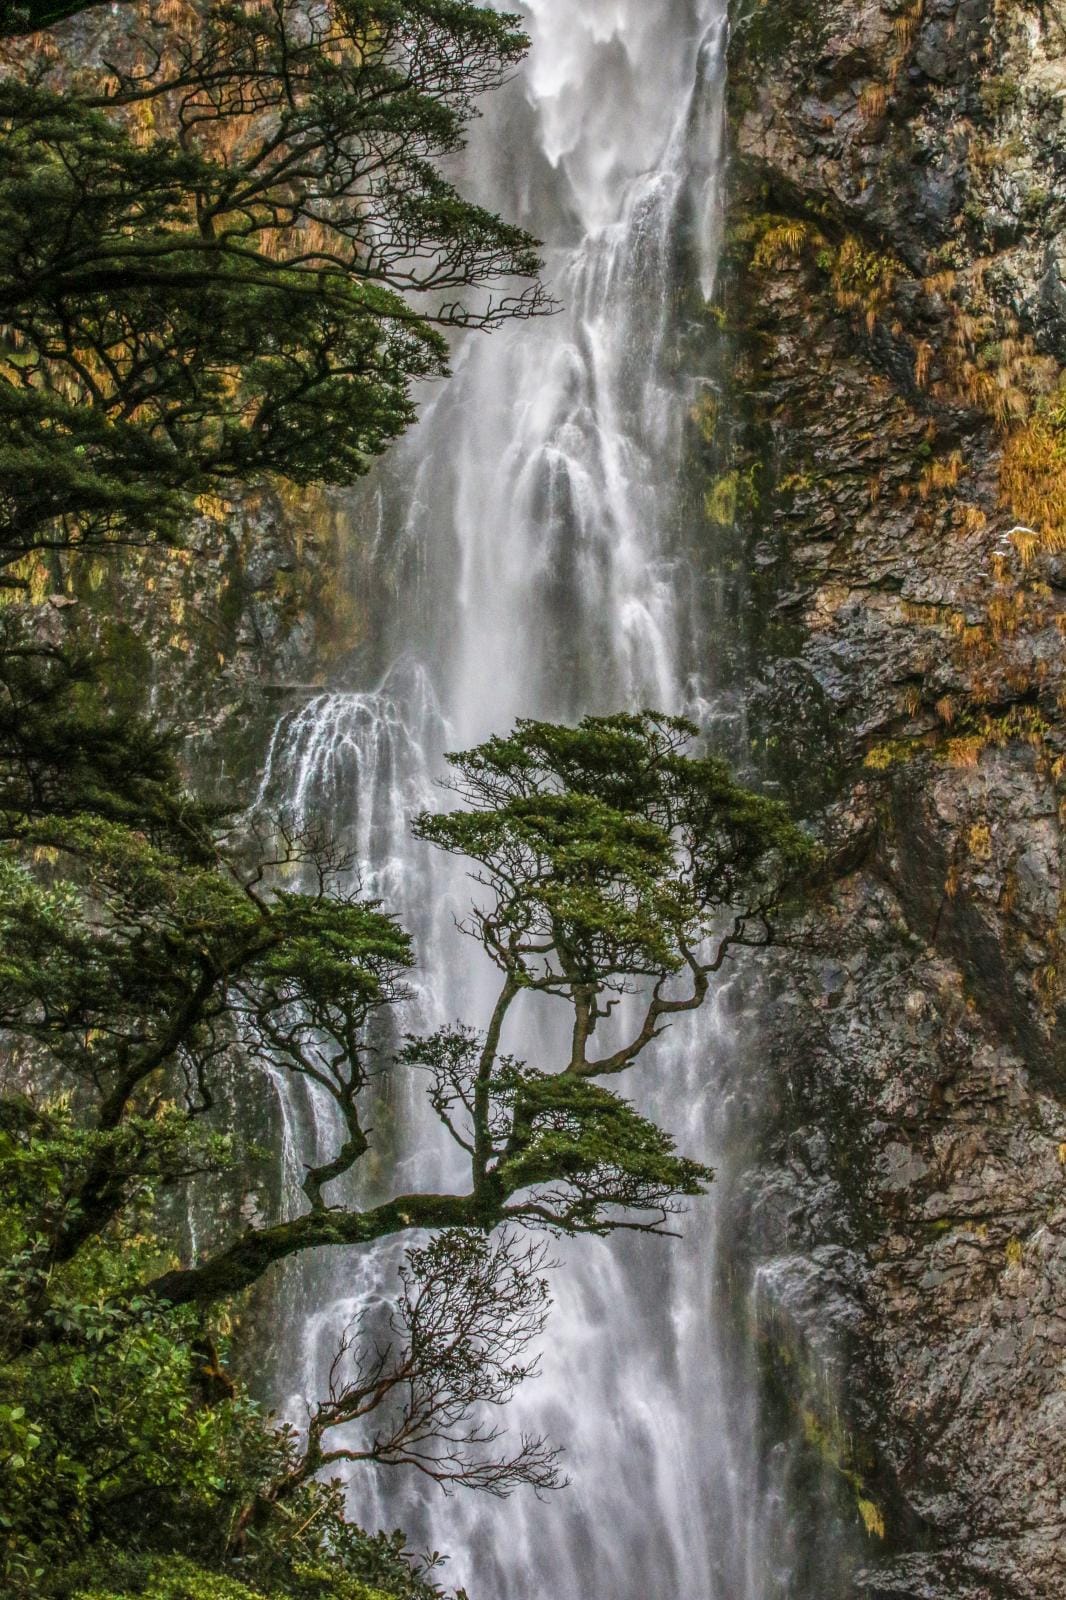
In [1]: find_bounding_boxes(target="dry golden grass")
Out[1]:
[1000,417,1066,552]
[918,449,965,500]
[914,340,933,388]
[752,221,811,270]
[923,270,957,298]
[967,821,992,860]
[859,84,889,120]
[892,0,924,50]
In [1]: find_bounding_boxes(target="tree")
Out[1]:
[1,667,814,1315]
[0,0,547,577]
[0,645,815,1590]
[148,711,812,1310]
[261,1231,562,1509]
[0,1106,480,1599]
[0,623,414,1292]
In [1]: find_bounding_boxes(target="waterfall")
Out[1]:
[254,4,814,1595]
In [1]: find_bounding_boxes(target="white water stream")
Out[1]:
[253,5,815,1595]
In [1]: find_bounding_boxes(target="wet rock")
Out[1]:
[1040,231,1066,338]
[727,0,1066,1592]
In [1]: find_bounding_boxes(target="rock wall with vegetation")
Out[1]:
[14,482,365,796]
[724,1,1066,1593]
[6,0,1063,1593]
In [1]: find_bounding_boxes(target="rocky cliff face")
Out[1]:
[20,480,371,800]
[724,1,1066,1593]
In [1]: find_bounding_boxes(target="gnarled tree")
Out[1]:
[1,666,815,1585]
[2,675,813,1320]
[143,710,816,1307]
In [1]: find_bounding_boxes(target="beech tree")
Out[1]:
[0,0,545,576]
[1,661,814,1321]
[0,642,815,1588]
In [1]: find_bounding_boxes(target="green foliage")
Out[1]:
[0,2,544,571]
[73,1558,270,1600]
[71,1551,401,1600]
[979,76,1021,115]
[417,710,815,991]
[494,1068,712,1227]
[0,631,412,1268]
[389,715,811,1237]
[0,1112,460,1599]
[1,1125,253,1592]
[400,1028,712,1232]
[0,630,207,833]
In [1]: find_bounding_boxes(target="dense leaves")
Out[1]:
[417,710,814,976]
[0,0,544,572]
[402,1028,713,1235]
[416,711,817,1076]
[0,1121,468,1598]
[0,634,413,1272]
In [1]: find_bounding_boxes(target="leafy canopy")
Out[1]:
[415,710,816,1074]
[0,1110,470,1600]
[0,0,546,574]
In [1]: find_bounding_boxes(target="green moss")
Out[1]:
[730,0,823,70]
[864,740,917,772]
[979,77,1021,115]
[857,1498,887,1540]
[690,391,720,444]
[704,466,758,525]
[802,1405,851,1478]
[706,472,739,525]
[778,471,814,494]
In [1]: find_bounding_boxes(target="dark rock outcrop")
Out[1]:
[725,1,1066,1592]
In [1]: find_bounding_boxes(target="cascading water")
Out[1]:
[254,5,822,1596]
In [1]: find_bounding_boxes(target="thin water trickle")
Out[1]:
[253,5,807,1595]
